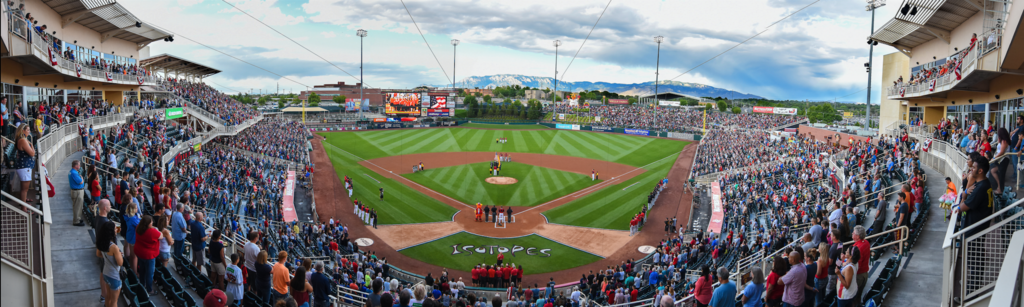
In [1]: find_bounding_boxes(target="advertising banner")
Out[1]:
[555,124,581,130]
[385,123,403,128]
[773,107,798,115]
[843,112,853,118]
[595,116,601,122]
[282,171,297,222]
[658,100,680,107]
[193,143,201,152]
[624,128,650,136]
[345,98,367,111]
[753,106,775,114]
[427,108,450,117]
[592,126,613,132]
[707,182,724,234]
[558,114,566,120]
[165,107,185,120]
[372,118,387,123]
[608,99,629,105]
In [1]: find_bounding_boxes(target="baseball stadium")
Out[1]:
[2,1,1023,307]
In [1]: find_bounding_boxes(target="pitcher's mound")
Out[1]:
[486,177,518,185]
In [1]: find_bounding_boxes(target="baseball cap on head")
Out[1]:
[204,289,228,307]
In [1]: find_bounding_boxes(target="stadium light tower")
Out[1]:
[553,40,562,105]
[451,39,460,92]
[654,35,664,113]
[865,0,885,129]
[357,29,368,119]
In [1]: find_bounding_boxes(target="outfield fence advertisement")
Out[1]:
[592,126,613,132]
[707,181,724,234]
[555,124,581,130]
[283,171,297,222]
[624,128,650,136]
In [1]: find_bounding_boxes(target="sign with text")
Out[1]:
[707,181,724,234]
[659,100,680,107]
[592,126,613,132]
[165,107,184,120]
[555,124,581,130]
[450,244,551,257]
[624,128,650,136]
[282,171,297,222]
[608,99,629,105]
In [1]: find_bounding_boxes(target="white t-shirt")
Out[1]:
[244,242,260,271]
[225,263,245,302]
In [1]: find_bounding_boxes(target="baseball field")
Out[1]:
[319,127,688,227]
[316,126,690,276]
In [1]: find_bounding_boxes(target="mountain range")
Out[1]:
[443,74,764,99]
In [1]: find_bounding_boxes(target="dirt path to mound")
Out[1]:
[311,133,700,284]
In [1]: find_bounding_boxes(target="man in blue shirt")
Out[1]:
[310,262,336,307]
[190,212,208,268]
[648,269,659,287]
[68,160,86,226]
[171,204,188,258]
[709,267,736,307]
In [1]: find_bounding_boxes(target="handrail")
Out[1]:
[988,230,1024,307]
[944,198,1024,248]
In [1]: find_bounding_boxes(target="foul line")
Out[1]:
[364,173,381,184]
[325,143,474,209]
[622,181,641,191]
[514,153,678,216]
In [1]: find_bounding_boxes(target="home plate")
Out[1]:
[638,245,657,254]
[355,238,375,247]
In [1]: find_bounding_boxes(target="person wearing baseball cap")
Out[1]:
[204,289,228,307]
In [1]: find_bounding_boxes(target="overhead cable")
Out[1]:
[400,0,452,85]
[559,0,613,81]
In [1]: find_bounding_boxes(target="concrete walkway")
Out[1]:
[50,151,173,307]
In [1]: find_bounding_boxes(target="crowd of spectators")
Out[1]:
[690,130,837,177]
[213,118,312,165]
[161,79,260,125]
[546,105,806,132]
[919,116,1021,195]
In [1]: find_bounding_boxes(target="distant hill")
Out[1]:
[447,74,764,99]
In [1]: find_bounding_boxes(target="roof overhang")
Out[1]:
[45,0,172,46]
[139,54,222,78]
[869,0,980,49]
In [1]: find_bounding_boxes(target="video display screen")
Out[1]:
[385,93,422,115]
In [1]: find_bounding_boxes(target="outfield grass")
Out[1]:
[460,123,549,129]
[398,232,602,275]
[542,152,681,230]
[320,128,686,167]
[321,144,459,225]
[403,162,600,207]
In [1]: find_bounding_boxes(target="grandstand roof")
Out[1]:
[869,0,980,50]
[140,54,222,78]
[42,0,172,45]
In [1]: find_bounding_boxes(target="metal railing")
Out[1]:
[5,14,161,86]
[988,230,1024,307]
[886,42,982,99]
[0,190,52,306]
[943,199,1024,306]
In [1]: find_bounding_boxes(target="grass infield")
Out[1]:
[398,232,602,275]
[403,162,600,207]
[319,128,689,228]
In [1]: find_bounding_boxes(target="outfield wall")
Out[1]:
[305,121,705,141]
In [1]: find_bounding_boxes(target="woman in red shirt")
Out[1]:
[693,265,713,307]
[89,172,102,203]
[765,255,790,307]
[134,215,161,295]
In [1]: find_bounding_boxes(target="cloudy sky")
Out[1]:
[123,0,901,104]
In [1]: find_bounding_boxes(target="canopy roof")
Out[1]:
[43,0,172,45]
[870,0,980,50]
[140,54,222,78]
